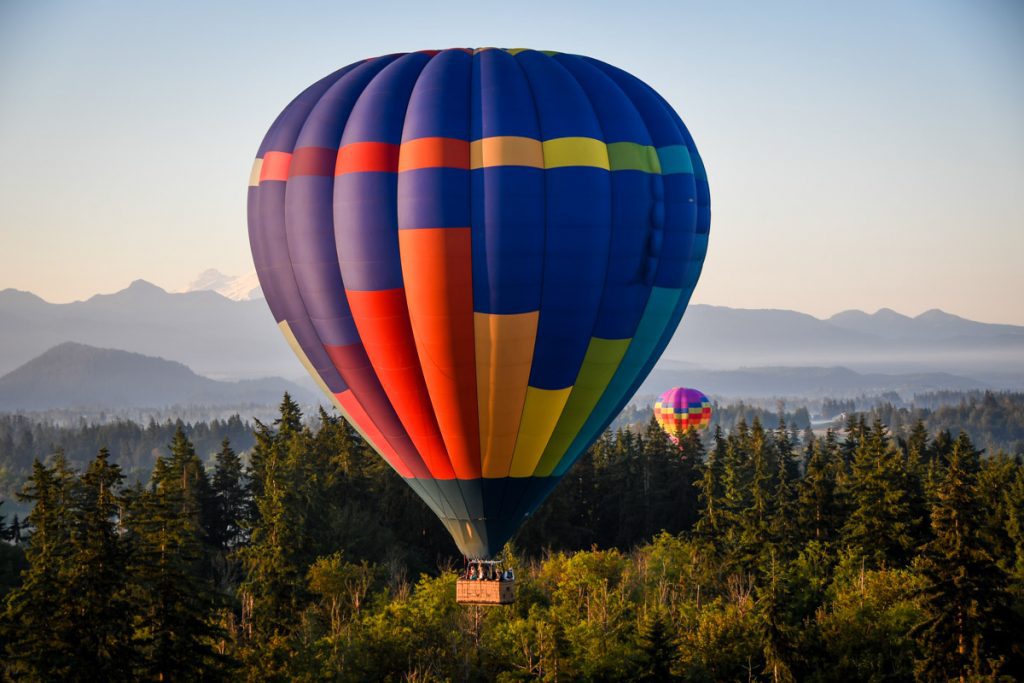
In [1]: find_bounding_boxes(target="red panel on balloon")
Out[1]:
[399,227,481,479]
[344,287,456,479]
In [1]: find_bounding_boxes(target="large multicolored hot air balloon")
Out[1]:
[654,387,713,439]
[248,48,710,559]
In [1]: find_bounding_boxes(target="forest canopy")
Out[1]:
[0,394,1022,681]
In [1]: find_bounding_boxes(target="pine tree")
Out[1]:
[275,392,303,438]
[758,553,796,683]
[737,418,773,573]
[840,420,916,568]
[159,426,216,545]
[913,432,1024,680]
[126,437,230,679]
[211,437,247,550]
[695,426,727,550]
[238,398,311,671]
[1004,464,1024,585]
[61,449,135,680]
[795,436,840,545]
[3,455,79,679]
[9,515,22,545]
[634,608,679,681]
[718,422,752,571]
[839,414,865,470]
[770,419,799,559]
[673,426,705,533]
[901,421,932,552]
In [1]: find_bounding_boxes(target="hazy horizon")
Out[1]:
[3,272,1023,328]
[2,1,1022,324]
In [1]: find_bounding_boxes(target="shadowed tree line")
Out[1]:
[0,395,1022,681]
[0,413,255,499]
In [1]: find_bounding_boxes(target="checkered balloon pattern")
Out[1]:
[654,387,712,440]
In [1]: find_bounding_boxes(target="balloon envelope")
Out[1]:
[654,387,713,439]
[247,48,710,558]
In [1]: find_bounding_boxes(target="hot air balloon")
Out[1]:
[654,387,713,440]
[247,48,710,565]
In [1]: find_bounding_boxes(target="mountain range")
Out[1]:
[0,342,316,411]
[0,280,298,380]
[1,281,1022,405]
[661,305,1024,385]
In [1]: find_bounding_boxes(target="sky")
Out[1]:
[1,1,1022,324]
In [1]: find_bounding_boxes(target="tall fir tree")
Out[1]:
[634,608,679,682]
[673,426,704,533]
[3,453,80,679]
[718,421,752,571]
[210,437,248,551]
[62,449,134,680]
[913,432,1024,680]
[126,434,230,680]
[695,425,727,551]
[237,397,311,675]
[737,418,773,573]
[795,435,840,546]
[840,420,916,568]
[770,419,799,560]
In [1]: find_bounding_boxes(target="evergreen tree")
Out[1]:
[718,422,752,570]
[9,514,22,545]
[758,554,796,683]
[737,418,773,573]
[211,437,247,550]
[60,449,134,680]
[238,399,311,673]
[839,414,865,470]
[3,455,79,679]
[634,608,679,681]
[796,435,840,545]
[1004,464,1024,585]
[901,422,932,552]
[840,420,916,568]
[914,432,1023,680]
[695,425,727,550]
[274,392,303,438]
[126,439,230,679]
[770,419,799,559]
[669,425,703,534]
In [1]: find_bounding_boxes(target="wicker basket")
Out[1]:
[456,579,515,605]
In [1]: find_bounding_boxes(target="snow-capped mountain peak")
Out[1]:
[184,269,262,301]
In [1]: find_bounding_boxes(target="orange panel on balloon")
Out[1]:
[345,287,455,479]
[399,227,481,479]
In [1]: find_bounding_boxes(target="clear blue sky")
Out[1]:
[1,0,1022,323]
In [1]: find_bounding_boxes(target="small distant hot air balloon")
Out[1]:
[654,387,712,440]
[248,48,711,571]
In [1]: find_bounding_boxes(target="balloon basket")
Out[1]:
[456,579,515,606]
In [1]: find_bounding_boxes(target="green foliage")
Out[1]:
[0,413,254,499]
[126,428,230,681]
[3,396,1024,680]
[840,420,918,568]
[912,432,1024,680]
[810,562,923,682]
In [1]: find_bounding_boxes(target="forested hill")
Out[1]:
[0,395,1022,680]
